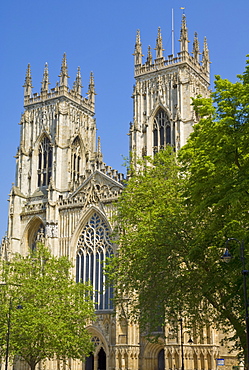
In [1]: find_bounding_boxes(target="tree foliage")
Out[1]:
[0,245,95,370]
[178,56,249,357]
[110,57,249,360]
[110,148,192,330]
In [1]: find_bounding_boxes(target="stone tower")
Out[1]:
[129,14,210,159]
[7,54,125,258]
[3,53,138,370]
[1,15,239,370]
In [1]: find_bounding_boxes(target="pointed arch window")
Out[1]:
[71,137,81,184]
[38,137,52,187]
[76,213,114,310]
[153,109,173,153]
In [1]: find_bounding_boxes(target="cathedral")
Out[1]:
[1,14,239,370]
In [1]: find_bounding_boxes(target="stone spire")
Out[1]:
[179,13,189,53]
[202,37,210,73]
[146,46,153,66]
[41,62,50,93]
[59,53,69,87]
[133,30,143,65]
[155,27,164,60]
[23,64,33,98]
[192,32,200,62]
[72,67,82,95]
[87,72,96,108]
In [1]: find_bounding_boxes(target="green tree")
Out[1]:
[110,148,191,331]
[178,56,249,360]
[0,245,95,370]
[110,57,249,363]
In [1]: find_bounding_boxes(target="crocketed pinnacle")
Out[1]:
[23,64,33,97]
[133,29,143,65]
[192,32,200,62]
[202,36,210,71]
[155,27,164,59]
[97,136,101,155]
[146,46,153,65]
[72,66,82,95]
[87,72,96,106]
[59,53,69,87]
[179,13,189,52]
[41,62,50,92]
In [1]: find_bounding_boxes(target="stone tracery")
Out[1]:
[76,213,114,310]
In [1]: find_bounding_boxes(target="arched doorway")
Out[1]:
[85,353,94,370]
[98,347,106,370]
[158,349,165,370]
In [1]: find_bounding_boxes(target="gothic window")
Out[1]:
[76,213,114,310]
[153,109,173,153]
[71,137,81,184]
[37,137,52,187]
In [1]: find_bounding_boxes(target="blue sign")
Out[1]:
[217,359,225,366]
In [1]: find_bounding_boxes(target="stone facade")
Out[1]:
[1,14,240,370]
[130,15,210,161]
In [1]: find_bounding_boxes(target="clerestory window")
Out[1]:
[37,137,52,187]
[153,109,172,154]
[76,213,114,310]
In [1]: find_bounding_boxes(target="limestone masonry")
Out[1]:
[1,14,239,370]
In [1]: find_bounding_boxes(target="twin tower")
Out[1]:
[131,14,210,160]
[0,14,226,370]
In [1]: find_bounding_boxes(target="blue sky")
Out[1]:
[0,0,249,239]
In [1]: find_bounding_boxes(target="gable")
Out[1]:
[58,170,124,212]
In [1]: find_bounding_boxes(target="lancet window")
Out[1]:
[37,137,52,187]
[76,213,114,310]
[153,109,173,154]
[71,137,81,184]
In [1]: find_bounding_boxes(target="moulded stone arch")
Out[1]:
[174,348,180,369]
[70,134,86,166]
[70,133,86,153]
[207,351,212,370]
[33,131,52,157]
[142,340,164,369]
[21,216,45,254]
[200,351,205,369]
[166,348,173,369]
[143,339,164,358]
[69,205,113,264]
[118,352,122,369]
[149,103,172,123]
[34,133,53,187]
[87,325,110,357]
[85,325,109,370]
[149,104,176,154]
[71,207,114,310]
[70,134,87,187]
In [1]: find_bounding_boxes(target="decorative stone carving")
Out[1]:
[58,101,69,115]
[46,221,58,238]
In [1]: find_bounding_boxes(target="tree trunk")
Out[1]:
[29,360,37,370]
